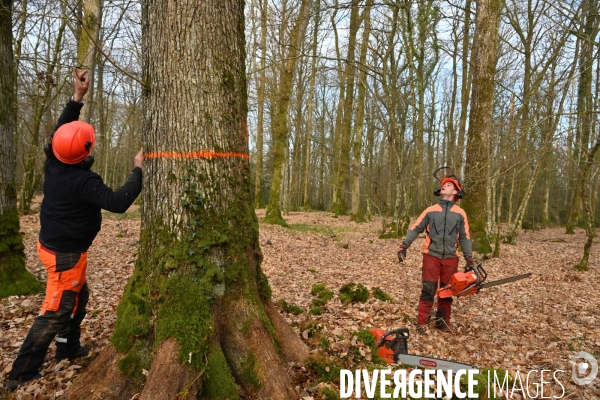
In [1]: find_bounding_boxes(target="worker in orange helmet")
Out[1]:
[397,168,474,336]
[7,69,144,391]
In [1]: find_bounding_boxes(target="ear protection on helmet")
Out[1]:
[44,141,55,159]
[433,167,464,200]
[79,141,95,170]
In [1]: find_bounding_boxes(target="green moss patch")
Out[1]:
[240,354,261,389]
[154,276,214,370]
[311,282,327,296]
[201,344,239,399]
[117,341,152,383]
[371,287,392,302]
[321,386,340,400]
[308,307,323,315]
[306,355,342,383]
[339,283,369,304]
[278,299,303,315]
[354,329,387,365]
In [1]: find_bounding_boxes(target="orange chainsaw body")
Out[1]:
[370,329,395,363]
[437,271,481,298]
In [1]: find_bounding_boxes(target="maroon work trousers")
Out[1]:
[417,253,458,325]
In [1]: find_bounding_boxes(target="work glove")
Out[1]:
[465,257,475,272]
[397,244,408,262]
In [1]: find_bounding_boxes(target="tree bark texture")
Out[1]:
[462,0,502,254]
[67,1,307,398]
[0,0,43,298]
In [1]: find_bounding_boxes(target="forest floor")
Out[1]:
[1,202,600,399]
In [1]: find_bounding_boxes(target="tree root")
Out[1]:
[140,338,196,400]
[66,345,132,400]
[264,300,308,364]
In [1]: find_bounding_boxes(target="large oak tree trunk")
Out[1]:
[67,1,307,398]
[0,0,43,298]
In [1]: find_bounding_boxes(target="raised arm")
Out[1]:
[53,68,90,132]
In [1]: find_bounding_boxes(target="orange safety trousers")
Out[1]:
[38,241,88,315]
[8,242,89,382]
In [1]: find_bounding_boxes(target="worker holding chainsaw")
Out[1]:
[397,168,473,335]
[7,68,143,392]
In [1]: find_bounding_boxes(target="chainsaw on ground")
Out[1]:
[437,263,531,298]
[370,328,475,371]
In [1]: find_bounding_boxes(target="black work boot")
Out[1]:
[417,325,429,335]
[433,310,455,333]
[55,345,91,362]
[433,310,453,332]
[7,373,43,392]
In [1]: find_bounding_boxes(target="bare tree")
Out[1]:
[462,0,502,254]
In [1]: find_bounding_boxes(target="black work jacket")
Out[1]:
[39,100,142,253]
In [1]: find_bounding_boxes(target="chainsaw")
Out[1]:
[370,328,475,371]
[437,263,531,298]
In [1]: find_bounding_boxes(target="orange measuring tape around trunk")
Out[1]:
[144,150,249,159]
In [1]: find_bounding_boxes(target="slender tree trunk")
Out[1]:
[447,18,459,165]
[67,1,307,398]
[330,7,345,210]
[566,0,599,234]
[318,87,326,209]
[0,0,43,298]
[575,137,600,271]
[303,0,320,211]
[264,0,312,225]
[456,0,472,174]
[255,0,268,209]
[462,0,502,254]
[332,0,360,216]
[78,0,104,123]
[290,63,306,211]
[350,2,371,222]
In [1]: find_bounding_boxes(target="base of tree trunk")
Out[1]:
[350,210,366,223]
[140,338,197,399]
[331,198,348,216]
[67,301,308,400]
[66,345,133,400]
[263,208,288,227]
[0,264,43,299]
[0,209,44,298]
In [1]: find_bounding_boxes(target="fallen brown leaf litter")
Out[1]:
[2,207,599,399]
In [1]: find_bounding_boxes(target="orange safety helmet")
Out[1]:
[52,121,96,164]
[433,167,464,201]
[441,177,462,192]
